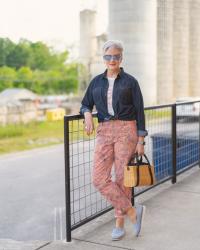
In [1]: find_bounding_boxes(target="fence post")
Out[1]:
[172,104,177,184]
[64,116,72,242]
[131,187,135,206]
[199,102,200,168]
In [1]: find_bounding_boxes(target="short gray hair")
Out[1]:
[102,40,124,54]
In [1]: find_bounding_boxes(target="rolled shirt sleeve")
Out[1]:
[138,129,148,137]
[80,80,94,115]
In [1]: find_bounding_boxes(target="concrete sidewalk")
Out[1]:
[1,166,200,250]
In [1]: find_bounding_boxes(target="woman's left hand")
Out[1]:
[135,144,144,156]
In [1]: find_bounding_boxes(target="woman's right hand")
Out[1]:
[84,112,94,135]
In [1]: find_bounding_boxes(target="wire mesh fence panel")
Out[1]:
[65,101,200,233]
[68,116,111,228]
[135,106,172,194]
[176,102,200,173]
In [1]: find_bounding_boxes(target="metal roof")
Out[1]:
[0,88,37,101]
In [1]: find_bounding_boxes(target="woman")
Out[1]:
[80,40,148,240]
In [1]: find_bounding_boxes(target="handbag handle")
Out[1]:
[135,153,151,167]
[128,153,154,186]
[128,153,150,167]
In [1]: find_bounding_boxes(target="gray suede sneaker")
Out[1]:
[111,227,125,241]
[133,205,146,237]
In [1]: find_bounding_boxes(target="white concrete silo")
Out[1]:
[157,0,174,104]
[108,0,157,105]
[79,9,97,90]
[79,9,97,63]
[189,0,200,96]
[173,0,189,98]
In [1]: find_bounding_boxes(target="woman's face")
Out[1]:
[103,47,122,72]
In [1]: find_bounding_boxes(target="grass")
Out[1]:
[0,120,65,155]
[68,117,98,142]
[0,118,99,155]
[145,109,171,125]
[0,110,170,155]
[145,109,171,119]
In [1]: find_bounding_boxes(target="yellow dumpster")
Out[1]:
[46,108,65,121]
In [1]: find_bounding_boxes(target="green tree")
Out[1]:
[64,63,79,93]
[30,42,53,70]
[0,66,16,91]
[0,38,15,67]
[6,39,31,69]
[29,42,68,70]
[31,70,46,93]
[0,37,80,94]
[16,66,33,89]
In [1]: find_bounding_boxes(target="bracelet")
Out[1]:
[137,141,145,145]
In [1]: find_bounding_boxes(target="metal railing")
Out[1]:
[64,101,200,241]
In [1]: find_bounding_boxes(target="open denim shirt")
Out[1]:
[80,68,148,137]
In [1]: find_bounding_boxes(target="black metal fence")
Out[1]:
[64,101,200,242]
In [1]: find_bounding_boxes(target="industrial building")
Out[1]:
[79,0,200,105]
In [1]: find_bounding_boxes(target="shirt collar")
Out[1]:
[102,67,125,79]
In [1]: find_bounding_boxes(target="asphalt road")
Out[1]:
[0,145,66,241]
[0,142,98,242]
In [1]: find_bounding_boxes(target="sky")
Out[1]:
[0,0,108,55]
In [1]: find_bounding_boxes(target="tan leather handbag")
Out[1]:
[124,154,156,187]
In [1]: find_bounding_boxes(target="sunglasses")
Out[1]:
[103,54,122,61]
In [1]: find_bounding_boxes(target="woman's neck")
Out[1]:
[107,68,120,78]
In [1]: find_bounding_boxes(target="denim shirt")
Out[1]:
[80,68,148,137]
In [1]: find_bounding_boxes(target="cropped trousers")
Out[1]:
[92,120,138,218]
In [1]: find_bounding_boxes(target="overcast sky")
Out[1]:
[0,0,108,53]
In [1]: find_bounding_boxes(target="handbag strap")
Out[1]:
[137,154,151,166]
[135,154,154,186]
[128,153,140,166]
